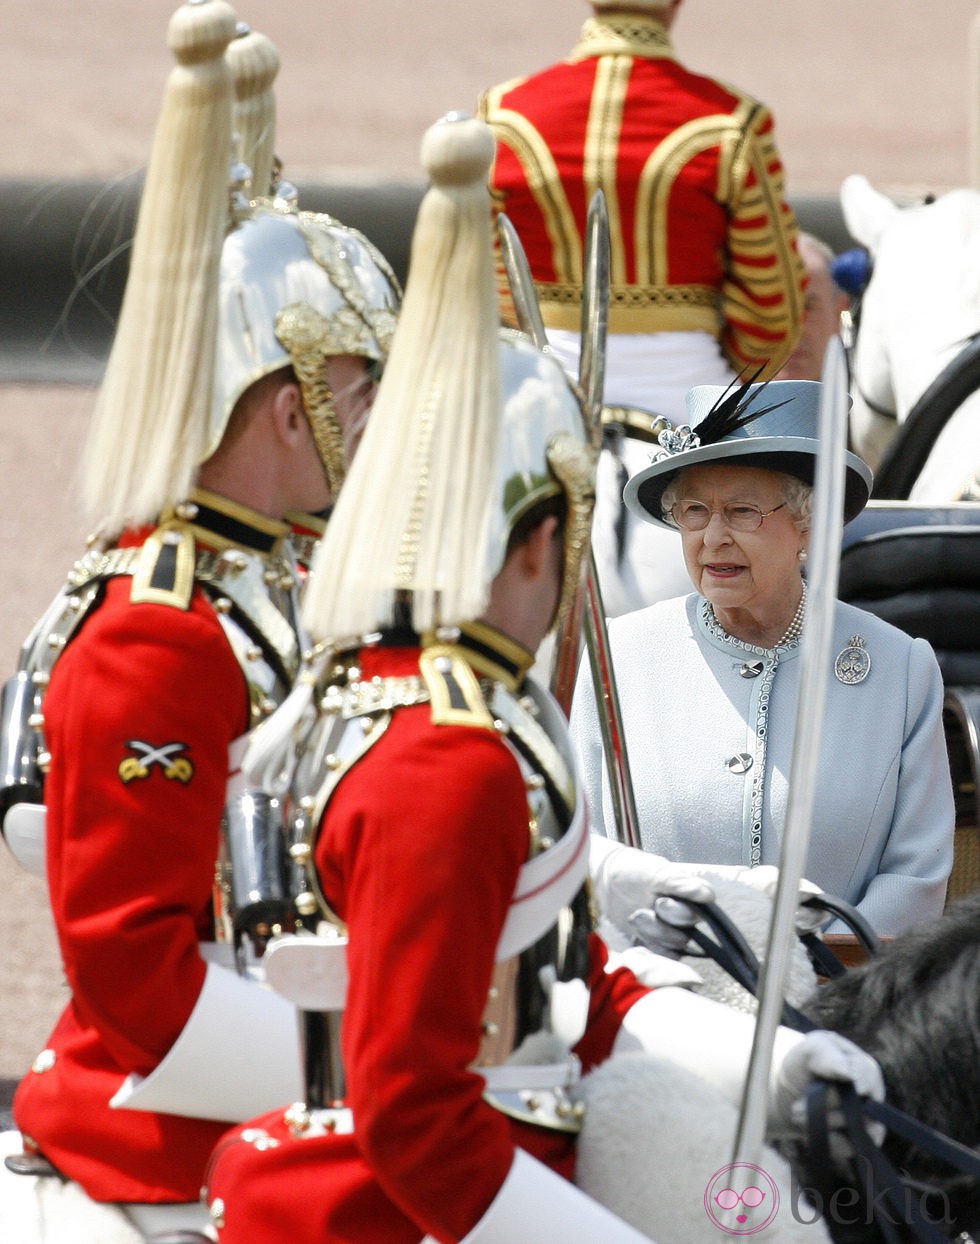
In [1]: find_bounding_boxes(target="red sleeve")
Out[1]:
[43,579,248,1073]
[721,106,806,374]
[318,712,531,1243]
[574,933,651,1073]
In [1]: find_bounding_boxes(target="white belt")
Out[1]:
[478,1059,579,1094]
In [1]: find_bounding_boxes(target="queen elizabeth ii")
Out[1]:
[571,378,954,936]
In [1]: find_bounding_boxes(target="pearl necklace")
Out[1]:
[705,580,807,651]
[775,580,807,647]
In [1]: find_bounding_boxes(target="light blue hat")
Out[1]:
[624,378,873,531]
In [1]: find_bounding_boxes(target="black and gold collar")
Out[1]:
[164,488,291,556]
[455,622,536,693]
[375,620,535,693]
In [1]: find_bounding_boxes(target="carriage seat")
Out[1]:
[838,501,980,899]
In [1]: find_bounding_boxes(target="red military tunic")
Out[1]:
[14,493,300,1202]
[478,10,805,375]
[205,630,650,1243]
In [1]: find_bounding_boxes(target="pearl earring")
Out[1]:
[798,549,808,564]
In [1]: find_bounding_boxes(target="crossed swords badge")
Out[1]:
[118,739,195,784]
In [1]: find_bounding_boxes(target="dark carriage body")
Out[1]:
[839,501,980,898]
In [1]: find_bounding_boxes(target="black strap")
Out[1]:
[669,897,816,1033]
[800,931,851,980]
[680,898,763,998]
[806,1081,980,1242]
[862,1097,980,1183]
[807,1082,907,1243]
[802,892,882,958]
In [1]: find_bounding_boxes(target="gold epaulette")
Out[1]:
[131,524,198,608]
[420,646,496,729]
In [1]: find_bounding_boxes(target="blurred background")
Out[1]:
[2,0,979,1097]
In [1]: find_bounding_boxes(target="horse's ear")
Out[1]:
[840,173,900,253]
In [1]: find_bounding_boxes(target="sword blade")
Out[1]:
[582,549,641,849]
[498,194,638,848]
[578,190,610,444]
[496,212,548,350]
[732,337,850,1166]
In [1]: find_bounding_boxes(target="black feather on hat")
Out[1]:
[682,367,791,448]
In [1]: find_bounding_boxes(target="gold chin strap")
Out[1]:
[601,405,673,445]
[546,431,598,633]
[275,303,347,497]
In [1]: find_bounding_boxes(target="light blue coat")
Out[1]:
[569,594,954,936]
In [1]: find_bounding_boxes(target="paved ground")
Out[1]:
[2,0,980,1091]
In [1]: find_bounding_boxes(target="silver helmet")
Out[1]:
[299,113,597,644]
[492,329,595,627]
[80,1,401,531]
[211,203,401,495]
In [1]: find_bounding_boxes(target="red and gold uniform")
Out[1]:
[205,627,651,1243]
[478,8,805,376]
[478,8,807,618]
[13,491,305,1203]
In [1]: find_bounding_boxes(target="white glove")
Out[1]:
[702,864,828,936]
[589,835,714,938]
[590,838,828,940]
[770,1029,885,1147]
[626,875,716,958]
[604,944,704,990]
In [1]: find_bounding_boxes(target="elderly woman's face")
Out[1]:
[671,463,807,614]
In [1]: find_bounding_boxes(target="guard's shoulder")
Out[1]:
[478,71,536,117]
[129,523,198,609]
[419,646,496,730]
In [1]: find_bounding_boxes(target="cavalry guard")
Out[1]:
[0,2,398,1236]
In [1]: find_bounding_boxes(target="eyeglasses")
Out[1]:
[666,500,788,532]
[714,1186,767,1211]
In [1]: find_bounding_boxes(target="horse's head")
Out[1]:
[802,892,980,1235]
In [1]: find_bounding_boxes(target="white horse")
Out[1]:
[840,173,980,501]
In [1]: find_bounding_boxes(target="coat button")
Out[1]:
[726,753,753,773]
